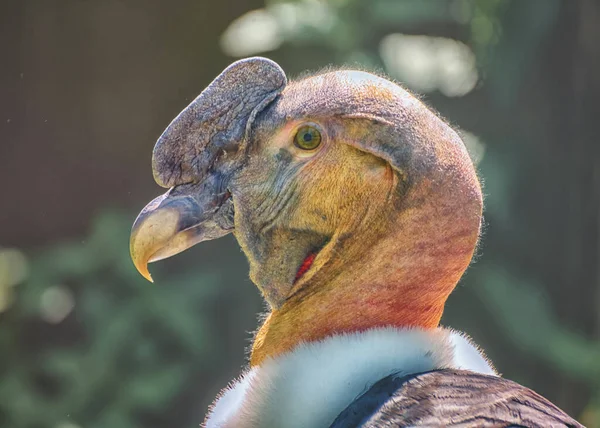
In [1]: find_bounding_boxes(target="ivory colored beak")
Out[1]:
[130,192,190,282]
[131,169,235,282]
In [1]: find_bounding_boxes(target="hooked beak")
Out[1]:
[130,173,234,282]
[129,59,287,282]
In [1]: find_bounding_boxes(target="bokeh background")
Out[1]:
[2,0,600,427]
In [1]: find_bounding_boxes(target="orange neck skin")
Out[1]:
[250,176,482,367]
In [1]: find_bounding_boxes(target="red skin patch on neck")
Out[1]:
[295,253,316,281]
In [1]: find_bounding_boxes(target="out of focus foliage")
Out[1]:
[2,0,599,427]
[0,214,237,427]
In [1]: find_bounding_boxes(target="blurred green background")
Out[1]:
[1,0,599,427]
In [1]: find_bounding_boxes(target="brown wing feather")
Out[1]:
[331,369,583,428]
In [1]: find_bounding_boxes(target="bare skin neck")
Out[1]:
[250,177,482,367]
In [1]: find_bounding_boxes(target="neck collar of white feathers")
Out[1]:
[203,327,496,428]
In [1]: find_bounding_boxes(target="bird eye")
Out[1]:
[294,125,322,150]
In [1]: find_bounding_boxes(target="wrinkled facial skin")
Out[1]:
[131,57,483,368]
[131,58,481,326]
[230,106,398,308]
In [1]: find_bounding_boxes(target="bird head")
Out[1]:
[130,57,482,365]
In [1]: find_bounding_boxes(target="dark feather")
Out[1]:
[330,369,583,428]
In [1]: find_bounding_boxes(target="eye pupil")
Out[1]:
[294,125,322,150]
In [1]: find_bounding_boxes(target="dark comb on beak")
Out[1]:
[152,57,287,188]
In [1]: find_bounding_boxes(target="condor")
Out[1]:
[130,58,581,428]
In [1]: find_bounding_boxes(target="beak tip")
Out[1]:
[141,269,154,283]
[132,256,154,283]
[130,235,155,283]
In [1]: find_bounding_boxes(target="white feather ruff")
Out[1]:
[204,327,495,428]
